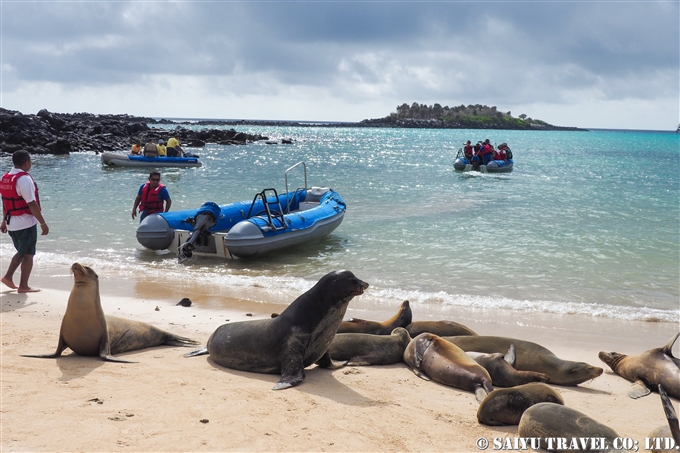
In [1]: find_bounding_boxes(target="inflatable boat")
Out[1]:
[101,152,202,168]
[452,148,513,173]
[136,162,345,260]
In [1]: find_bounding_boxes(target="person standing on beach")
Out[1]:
[0,150,49,293]
[132,171,171,222]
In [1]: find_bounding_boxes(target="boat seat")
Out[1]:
[297,202,318,211]
[304,187,331,203]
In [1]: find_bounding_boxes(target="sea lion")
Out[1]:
[329,327,411,366]
[403,332,493,403]
[22,263,199,362]
[647,385,680,453]
[518,403,620,453]
[477,382,564,426]
[598,332,680,399]
[186,270,369,390]
[467,345,551,387]
[406,320,477,337]
[443,335,603,386]
[337,300,411,334]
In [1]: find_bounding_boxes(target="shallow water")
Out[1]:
[2,126,678,322]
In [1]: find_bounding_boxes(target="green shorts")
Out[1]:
[8,224,38,257]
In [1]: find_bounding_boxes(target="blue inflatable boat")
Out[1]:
[452,146,514,173]
[136,162,346,260]
[101,152,202,168]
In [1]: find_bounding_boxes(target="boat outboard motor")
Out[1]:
[177,202,221,263]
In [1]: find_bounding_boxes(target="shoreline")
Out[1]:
[1,270,678,452]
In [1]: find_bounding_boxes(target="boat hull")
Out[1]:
[136,188,345,259]
[453,157,513,173]
[101,152,202,168]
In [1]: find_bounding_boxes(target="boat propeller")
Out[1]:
[177,202,220,264]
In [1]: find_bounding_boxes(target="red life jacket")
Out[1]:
[463,145,474,157]
[1,171,40,220]
[139,182,166,214]
[493,149,506,160]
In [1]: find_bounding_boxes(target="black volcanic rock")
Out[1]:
[0,108,269,155]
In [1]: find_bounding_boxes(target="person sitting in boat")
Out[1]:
[166,137,185,157]
[131,142,142,155]
[463,140,474,159]
[493,143,509,161]
[157,141,167,157]
[132,171,172,222]
[143,142,159,158]
[478,139,494,165]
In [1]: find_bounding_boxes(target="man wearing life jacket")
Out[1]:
[478,139,494,165]
[493,143,508,161]
[463,140,474,159]
[0,150,49,293]
[131,171,172,222]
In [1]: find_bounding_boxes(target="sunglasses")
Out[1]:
[150,178,160,182]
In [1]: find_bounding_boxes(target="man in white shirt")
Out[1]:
[0,150,49,292]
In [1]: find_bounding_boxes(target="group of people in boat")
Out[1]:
[131,137,186,158]
[463,139,512,165]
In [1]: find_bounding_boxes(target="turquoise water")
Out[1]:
[2,127,678,322]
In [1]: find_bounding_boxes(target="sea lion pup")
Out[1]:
[518,403,620,453]
[647,385,680,453]
[186,270,369,390]
[22,263,199,363]
[467,345,551,387]
[337,300,411,335]
[403,333,493,403]
[329,327,411,366]
[406,320,478,337]
[598,332,680,399]
[444,335,603,386]
[477,382,564,426]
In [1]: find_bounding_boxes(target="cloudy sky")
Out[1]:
[1,1,678,130]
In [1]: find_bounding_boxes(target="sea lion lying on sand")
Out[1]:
[337,300,411,334]
[329,327,411,365]
[599,332,680,399]
[22,263,199,363]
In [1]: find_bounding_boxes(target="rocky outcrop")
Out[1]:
[0,108,269,155]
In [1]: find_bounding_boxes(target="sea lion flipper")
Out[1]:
[184,347,209,358]
[21,335,69,359]
[658,385,680,444]
[475,387,489,404]
[628,380,651,399]
[662,332,680,358]
[275,363,305,390]
[102,354,136,364]
[410,367,431,381]
[315,350,347,369]
[504,344,516,366]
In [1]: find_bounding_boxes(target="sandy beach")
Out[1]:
[1,270,678,452]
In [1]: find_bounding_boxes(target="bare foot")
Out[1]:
[1,277,17,289]
[17,287,41,293]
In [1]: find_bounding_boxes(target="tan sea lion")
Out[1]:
[477,382,564,426]
[403,332,493,403]
[598,332,680,399]
[22,263,199,362]
[329,327,411,365]
[406,320,477,337]
[444,335,603,386]
[185,270,369,390]
[467,345,551,387]
[337,300,411,334]
[518,403,620,453]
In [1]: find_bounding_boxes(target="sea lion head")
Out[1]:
[598,351,627,370]
[321,270,369,305]
[558,361,604,385]
[71,262,98,284]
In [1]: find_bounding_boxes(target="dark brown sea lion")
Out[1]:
[444,335,603,386]
[329,327,411,365]
[647,385,680,453]
[22,263,199,363]
[467,345,551,387]
[477,382,564,426]
[518,403,620,453]
[403,332,493,403]
[186,270,369,390]
[406,320,477,337]
[598,332,680,399]
[337,300,411,334]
